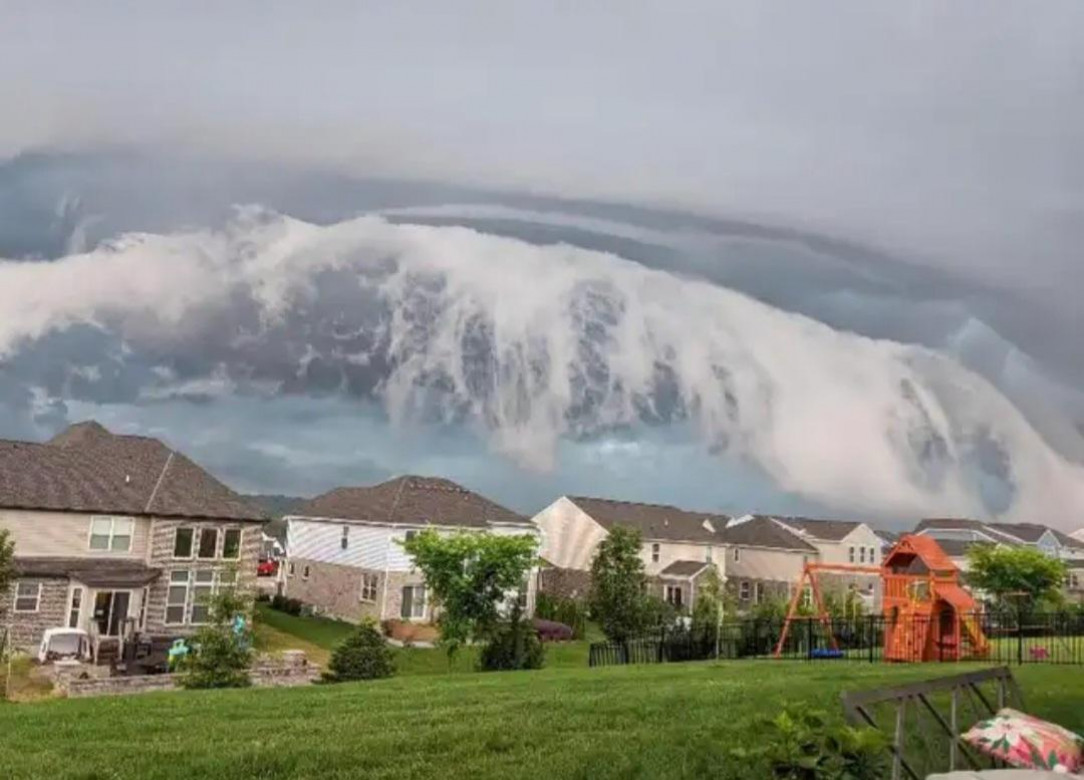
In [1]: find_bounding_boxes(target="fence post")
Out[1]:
[806,617,813,660]
[1017,613,1023,666]
[869,615,875,664]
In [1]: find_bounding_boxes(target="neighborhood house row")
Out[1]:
[2,421,1083,653]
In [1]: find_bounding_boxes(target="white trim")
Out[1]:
[13,582,42,613]
[359,572,379,603]
[86,516,134,553]
[221,528,243,560]
[282,513,537,534]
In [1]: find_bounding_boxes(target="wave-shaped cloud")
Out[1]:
[2,208,1082,524]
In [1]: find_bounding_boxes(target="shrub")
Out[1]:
[270,594,303,615]
[730,703,889,779]
[534,593,587,639]
[323,621,396,683]
[479,604,545,672]
[179,587,253,690]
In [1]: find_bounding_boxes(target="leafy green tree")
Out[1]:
[401,530,538,661]
[589,526,649,642]
[966,545,1067,614]
[179,583,253,689]
[324,620,396,682]
[0,529,13,601]
[478,601,545,671]
[690,567,732,647]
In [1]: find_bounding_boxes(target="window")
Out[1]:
[302,565,310,580]
[288,562,295,577]
[138,586,149,630]
[400,585,427,619]
[705,547,713,563]
[651,543,660,563]
[198,528,218,559]
[754,582,765,604]
[190,570,216,624]
[14,582,41,612]
[664,585,683,608]
[1072,573,1080,589]
[173,527,194,558]
[68,587,83,628]
[222,529,241,560]
[359,573,379,603]
[848,546,855,564]
[733,548,741,563]
[166,571,190,625]
[868,547,877,564]
[89,517,133,552]
[859,547,866,564]
[341,526,350,551]
[739,581,751,601]
[404,530,417,543]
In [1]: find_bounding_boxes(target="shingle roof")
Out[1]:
[772,516,863,542]
[933,538,993,559]
[659,560,713,578]
[720,516,818,552]
[988,522,1048,543]
[0,421,267,522]
[298,476,527,528]
[918,518,1084,549]
[915,518,1022,544]
[14,557,162,588]
[886,535,958,573]
[567,496,726,543]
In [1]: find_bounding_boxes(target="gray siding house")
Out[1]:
[0,422,268,655]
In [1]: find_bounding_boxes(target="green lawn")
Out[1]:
[253,603,593,674]
[1,662,1081,779]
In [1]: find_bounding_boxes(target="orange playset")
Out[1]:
[773,534,989,661]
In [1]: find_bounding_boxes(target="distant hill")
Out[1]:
[245,494,308,544]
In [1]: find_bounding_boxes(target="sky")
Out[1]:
[1,3,1083,529]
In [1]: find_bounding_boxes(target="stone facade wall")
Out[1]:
[537,567,593,601]
[144,518,263,635]
[2,577,70,652]
[381,570,429,622]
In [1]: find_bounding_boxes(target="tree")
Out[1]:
[966,545,1067,613]
[589,526,648,642]
[477,601,545,672]
[400,530,538,661]
[324,620,396,682]
[179,583,253,689]
[0,529,13,601]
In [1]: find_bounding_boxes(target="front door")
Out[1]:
[93,591,131,636]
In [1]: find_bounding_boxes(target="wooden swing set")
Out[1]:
[772,562,880,657]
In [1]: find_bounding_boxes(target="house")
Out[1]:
[768,516,885,604]
[915,518,1084,572]
[533,496,728,611]
[0,421,268,655]
[282,476,540,625]
[532,496,823,612]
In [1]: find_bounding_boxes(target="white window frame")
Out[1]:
[848,546,855,564]
[705,546,713,563]
[197,527,219,560]
[739,581,751,601]
[189,570,218,625]
[651,543,660,563]
[401,585,427,620]
[859,547,866,564]
[13,582,41,613]
[221,528,242,560]
[754,582,765,604]
[88,516,134,552]
[664,584,683,608]
[359,573,379,603]
[172,527,196,559]
[68,585,84,628]
[166,570,191,626]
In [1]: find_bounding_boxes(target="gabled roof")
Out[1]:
[915,518,1022,545]
[298,476,526,529]
[659,560,714,578]
[885,534,957,573]
[0,421,266,522]
[721,516,818,552]
[566,496,725,543]
[918,518,1084,550]
[771,516,864,542]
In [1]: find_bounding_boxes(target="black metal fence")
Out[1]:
[588,612,1084,667]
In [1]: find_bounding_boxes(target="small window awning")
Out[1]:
[659,560,713,579]
[15,557,162,588]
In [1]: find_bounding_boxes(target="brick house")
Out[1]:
[0,421,268,656]
[282,476,540,625]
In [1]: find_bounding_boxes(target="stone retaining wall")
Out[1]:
[56,650,320,698]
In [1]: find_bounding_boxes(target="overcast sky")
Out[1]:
[1,3,1083,527]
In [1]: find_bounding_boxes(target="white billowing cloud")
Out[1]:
[2,211,1083,524]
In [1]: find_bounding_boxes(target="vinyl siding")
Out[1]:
[532,497,608,571]
[0,509,150,559]
[726,546,808,584]
[817,526,884,568]
[641,540,722,578]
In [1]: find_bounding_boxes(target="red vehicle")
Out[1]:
[257,559,279,577]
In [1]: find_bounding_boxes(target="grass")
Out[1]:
[253,603,593,674]
[0,657,54,702]
[0,662,1081,779]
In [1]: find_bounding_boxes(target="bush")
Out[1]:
[323,621,396,683]
[534,593,587,639]
[270,594,303,616]
[730,703,889,779]
[479,604,545,672]
[179,588,253,690]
